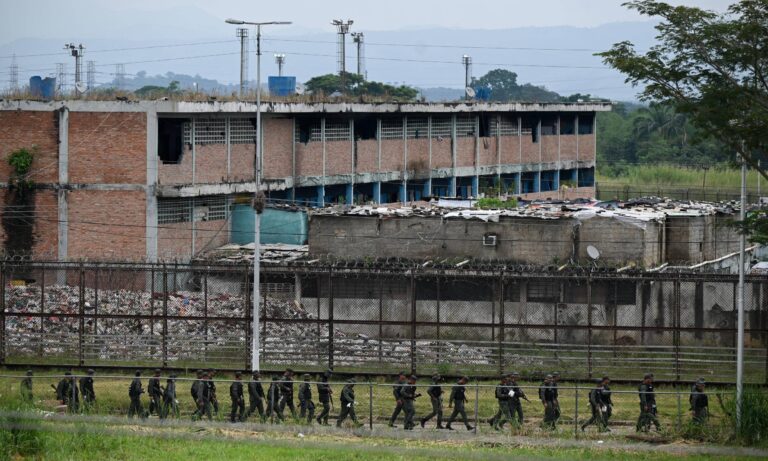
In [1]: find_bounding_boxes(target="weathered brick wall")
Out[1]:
[194,219,231,255]
[69,112,146,184]
[263,118,292,179]
[230,144,255,182]
[499,135,520,165]
[407,139,429,172]
[560,135,577,161]
[578,134,596,162]
[67,190,146,261]
[355,139,378,174]
[157,219,229,262]
[456,138,475,168]
[380,140,403,172]
[478,137,497,166]
[296,142,323,177]
[431,139,452,169]
[521,137,539,164]
[517,186,595,201]
[193,144,228,184]
[159,147,193,185]
[541,135,558,163]
[326,140,352,175]
[0,111,59,184]
[0,189,58,258]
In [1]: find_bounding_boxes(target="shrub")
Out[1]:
[476,197,518,210]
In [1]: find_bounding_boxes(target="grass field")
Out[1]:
[596,165,764,201]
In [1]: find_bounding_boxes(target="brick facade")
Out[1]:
[262,118,292,179]
[355,139,378,174]
[0,111,59,184]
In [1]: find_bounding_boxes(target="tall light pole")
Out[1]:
[462,55,472,100]
[332,19,353,75]
[351,32,365,79]
[736,147,747,428]
[274,54,286,77]
[236,28,249,97]
[226,18,292,373]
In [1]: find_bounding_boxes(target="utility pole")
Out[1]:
[86,60,95,91]
[236,28,249,97]
[65,43,85,96]
[115,64,125,90]
[226,17,292,373]
[55,63,67,95]
[736,150,747,429]
[9,54,18,93]
[274,54,286,77]
[462,54,472,100]
[332,19,353,75]
[352,32,365,79]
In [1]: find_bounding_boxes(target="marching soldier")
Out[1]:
[80,369,96,409]
[690,378,709,424]
[246,371,266,422]
[492,374,513,431]
[128,371,145,419]
[551,372,561,423]
[148,369,162,416]
[55,371,79,413]
[20,370,33,403]
[402,375,420,430]
[267,375,284,422]
[194,371,213,421]
[161,374,179,419]
[207,369,219,416]
[316,369,333,426]
[230,371,245,423]
[190,370,203,418]
[336,378,360,427]
[298,373,315,423]
[508,372,528,426]
[388,371,407,428]
[278,369,297,419]
[420,374,445,429]
[539,374,557,429]
[582,378,608,432]
[636,373,661,432]
[446,376,474,431]
[601,376,613,427]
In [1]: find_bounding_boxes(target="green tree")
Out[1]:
[304,73,418,101]
[472,68,561,102]
[599,0,768,177]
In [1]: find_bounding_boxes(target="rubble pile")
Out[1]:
[4,284,503,367]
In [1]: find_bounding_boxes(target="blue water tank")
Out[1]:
[268,76,296,96]
[29,76,56,100]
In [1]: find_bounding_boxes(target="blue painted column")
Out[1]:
[316,185,325,207]
[514,173,521,195]
[471,176,479,198]
[346,183,354,205]
[373,181,382,204]
[534,172,541,193]
[424,179,432,198]
[449,177,457,197]
[399,181,407,203]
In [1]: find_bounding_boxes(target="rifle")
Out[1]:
[330,393,335,411]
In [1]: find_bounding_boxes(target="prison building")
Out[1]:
[0,100,608,262]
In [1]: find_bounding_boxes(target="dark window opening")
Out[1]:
[296,117,321,143]
[479,114,491,137]
[522,115,539,143]
[354,117,377,140]
[158,118,187,164]
[541,115,557,136]
[578,114,594,135]
[528,281,559,303]
[560,115,575,135]
[607,281,637,305]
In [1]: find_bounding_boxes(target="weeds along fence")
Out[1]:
[596,184,762,203]
[1,261,768,383]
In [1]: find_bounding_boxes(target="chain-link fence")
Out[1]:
[2,262,767,383]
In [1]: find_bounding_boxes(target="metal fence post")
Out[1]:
[436,276,441,365]
[244,263,251,371]
[574,381,579,438]
[474,380,479,435]
[78,263,85,366]
[587,275,593,379]
[328,268,334,370]
[676,383,682,433]
[0,262,5,365]
[675,276,682,382]
[162,266,168,368]
[369,382,374,430]
[378,282,383,366]
[204,268,209,362]
[410,272,416,374]
[93,267,98,335]
[498,271,505,376]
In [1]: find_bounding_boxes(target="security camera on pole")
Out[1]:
[226,17,292,373]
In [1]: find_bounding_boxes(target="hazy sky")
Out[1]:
[1,0,733,41]
[0,0,736,100]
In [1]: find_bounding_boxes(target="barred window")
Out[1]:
[527,280,560,302]
[324,119,351,141]
[158,195,232,224]
[490,116,519,136]
[455,115,476,137]
[381,118,404,140]
[230,118,258,144]
[431,117,451,138]
[295,118,322,143]
[406,117,428,139]
[183,119,225,144]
